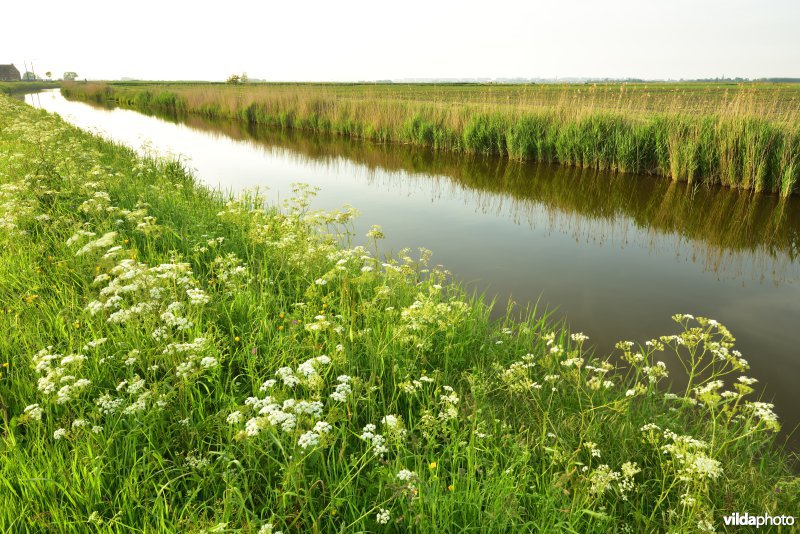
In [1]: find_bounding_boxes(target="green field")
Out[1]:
[62,81,800,196]
[1,93,797,532]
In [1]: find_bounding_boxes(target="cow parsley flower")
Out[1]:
[298,430,320,449]
[397,469,416,482]
[376,508,390,524]
[23,404,43,422]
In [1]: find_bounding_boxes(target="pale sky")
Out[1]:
[3,0,799,81]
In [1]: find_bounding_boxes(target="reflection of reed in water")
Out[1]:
[91,102,800,282]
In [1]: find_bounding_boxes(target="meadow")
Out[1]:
[61,81,800,196]
[1,94,798,532]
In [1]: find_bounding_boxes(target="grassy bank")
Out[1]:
[0,81,60,95]
[1,94,797,532]
[62,81,800,196]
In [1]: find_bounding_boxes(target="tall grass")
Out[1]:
[0,81,59,95]
[62,99,800,279]
[1,94,798,532]
[61,81,800,196]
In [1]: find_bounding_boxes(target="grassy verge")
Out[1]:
[0,81,60,95]
[61,81,800,196]
[1,94,797,532]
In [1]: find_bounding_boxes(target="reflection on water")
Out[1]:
[191,118,800,283]
[28,90,800,446]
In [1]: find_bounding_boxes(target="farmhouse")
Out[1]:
[0,64,21,82]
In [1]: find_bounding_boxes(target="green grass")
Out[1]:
[0,81,60,95]
[61,81,800,196]
[1,94,798,533]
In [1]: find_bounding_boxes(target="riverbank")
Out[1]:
[0,81,59,95]
[62,81,800,196]
[1,94,797,531]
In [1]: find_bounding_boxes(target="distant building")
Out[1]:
[0,64,21,82]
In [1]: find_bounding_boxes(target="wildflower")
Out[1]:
[22,404,43,422]
[588,465,620,496]
[53,428,67,440]
[571,332,589,343]
[382,414,400,429]
[697,519,715,533]
[561,357,584,368]
[326,374,353,401]
[744,401,780,431]
[186,452,211,469]
[376,508,390,524]
[360,424,388,457]
[313,421,332,434]
[75,231,117,256]
[275,367,300,387]
[583,441,601,458]
[397,469,417,482]
[621,462,640,478]
[298,430,320,449]
[199,356,218,369]
[366,225,385,240]
[687,455,722,480]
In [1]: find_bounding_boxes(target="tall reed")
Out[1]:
[61,82,800,195]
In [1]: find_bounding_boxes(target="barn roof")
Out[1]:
[0,64,21,78]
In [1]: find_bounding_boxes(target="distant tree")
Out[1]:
[23,71,38,81]
[63,72,78,81]
[240,72,249,84]
[45,71,52,81]
[226,74,241,84]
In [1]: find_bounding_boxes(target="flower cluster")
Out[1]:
[86,258,210,341]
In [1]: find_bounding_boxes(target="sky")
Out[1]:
[3,0,799,81]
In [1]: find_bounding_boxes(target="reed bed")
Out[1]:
[2,93,798,532]
[0,81,59,95]
[211,123,800,263]
[62,81,800,196]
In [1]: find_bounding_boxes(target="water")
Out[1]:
[26,89,800,445]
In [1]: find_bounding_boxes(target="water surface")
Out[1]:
[27,90,800,444]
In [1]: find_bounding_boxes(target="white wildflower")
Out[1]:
[376,508,390,524]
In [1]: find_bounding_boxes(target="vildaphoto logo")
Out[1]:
[723,513,795,528]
